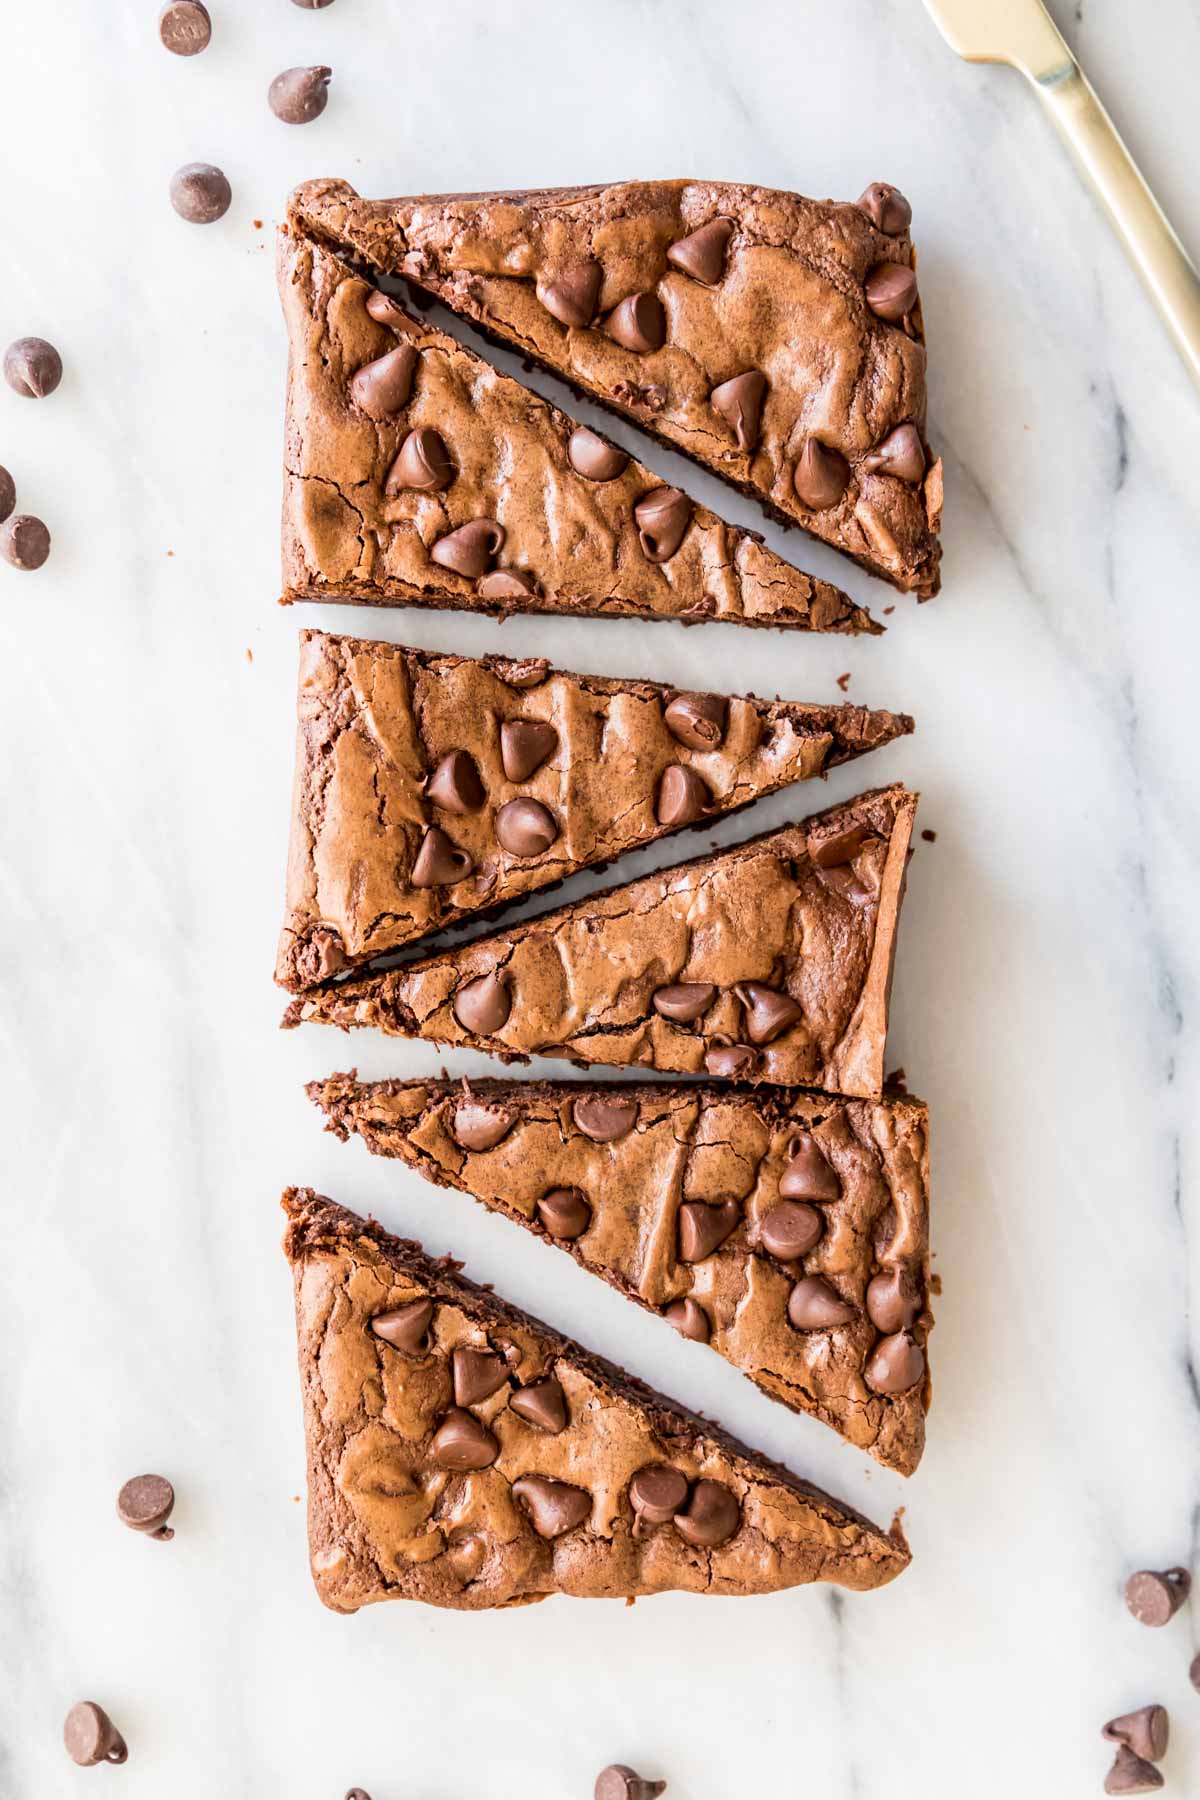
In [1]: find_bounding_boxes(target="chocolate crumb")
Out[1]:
[921,828,937,843]
[836,672,851,692]
[883,605,895,614]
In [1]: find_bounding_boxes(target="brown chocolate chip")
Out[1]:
[424,749,485,815]
[495,797,558,857]
[568,426,628,481]
[269,65,331,124]
[386,426,454,494]
[431,518,504,578]
[1103,1706,1170,1764]
[453,972,511,1036]
[350,344,417,419]
[678,1200,740,1263]
[663,692,727,750]
[1104,1746,1164,1794]
[634,487,692,562]
[865,1331,926,1395]
[733,982,802,1046]
[0,467,14,524]
[629,1465,690,1525]
[537,1187,592,1240]
[673,1478,740,1548]
[780,1132,842,1201]
[788,1275,855,1330]
[861,423,926,484]
[809,823,873,868]
[572,1094,637,1142]
[817,862,874,904]
[607,292,667,354]
[536,261,603,329]
[411,825,474,887]
[365,289,409,329]
[116,1474,175,1541]
[159,0,211,54]
[64,1702,128,1768]
[663,1297,710,1342]
[865,1269,922,1333]
[493,656,550,688]
[1124,1568,1191,1627]
[500,719,558,782]
[1190,1651,1200,1692]
[371,1298,434,1354]
[710,371,766,452]
[1,515,51,571]
[759,1200,822,1261]
[510,1377,568,1434]
[652,983,716,1023]
[4,337,62,399]
[477,569,538,602]
[292,0,336,6]
[864,261,918,322]
[595,1766,667,1800]
[345,1790,372,1800]
[704,1042,758,1080]
[655,764,711,827]
[667,217,734,284]
[430,1407,500,1471]
[793,438,850,511]
[169,162,231,224]
[513,1473,591,1538]
[453,1101,514,1152]
[452,1346,509,1408]
[857,182,912,235]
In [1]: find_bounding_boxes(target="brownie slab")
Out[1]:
[288,178,942,597]
[283,1187,911,1609]
[279,228,877,633]
[283,785,916,1099]
[310,1075,932,1474]
[277,629,913,990]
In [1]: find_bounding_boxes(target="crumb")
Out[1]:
[166,549,174,558]
[835,672,851,692]
[246,647,254,664]
[292,1495,300,1502]
[885,1066,908,1091]
[882,605,894,615]
[929,1274,943,1295]
[920,828,937,843]
[253,220,264,231]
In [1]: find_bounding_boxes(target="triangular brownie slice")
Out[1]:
[279,227,877,633]
[309,1076,932,1474]
[277,628,912,990]
[289,178,941,597]
[283,784,916,1100]
[283,1187,910,1609]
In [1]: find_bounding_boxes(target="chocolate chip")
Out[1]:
[663,1297,710,1342]
[1124,1568,1191,1627]
[652,983,716,1023]
[512,1473,591,1538]
[430,1407,500,1471]
[350,344,417,419]
[704,1042,758,1080]
[673,1478,740,1548]
[817,862,874,904]
[1103,1707,1170,1764]
[634,487,692,562]
[371,1298,434,1354]
[500,719,558,782]
[595,1766,667,1800]
[809,823,873,868]
[864,261,918,322]
[857,182,912,235]
[663,692,727,750]
[861,423,926,484]
[510,1377,568,1434]
[495,797,558,857]
[477,569,538,601]
[159,0,211,54]
[572,1094,637,1142]
[655,764,711,827]
[780,1133,841,1201]
[345,1790,372,1800]
[1,515,51,570]
[453,1101,514,1152]
[678,1200,740,1263]
[1104,1746,1164,1794]
[710,371,766,451]
[116,1474,176,1540]
[568,427,628,481]
[269,65,331,124]
[1190,1651,1200,1692]
[865,1269,922,1333]
[759,1200,822,1262]
[453,972,511,1035]
[667,217,734,285]
[386,426,454,494]
[365,289,409,329]
[292,0,335,6]
[788,1275,855,1329]
[607,292,667,354]
[431,518,504,578]
[537,1187,592,1240]
[411,825,474,887]
[793,438,850,511]
[0,467,14,523]
[629,1465,690,1525]
[493,656,550,688]
[865,1331,925,1395]
[64,1702,128,1768]
[536,261,603,329]
[424,749,484,815]
[452,1346,509,1408]
[4,337,62,399]
[169,162,231,224]
[733,982,802,1045]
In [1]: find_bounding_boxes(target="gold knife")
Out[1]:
[922,0,1200,391]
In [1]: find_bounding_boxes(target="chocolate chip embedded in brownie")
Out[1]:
[287,177,941,598]
[281,1187,911,1611]
[276,629,913,990]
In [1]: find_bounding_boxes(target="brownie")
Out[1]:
[288,178,942,597]
[283,1187,911,1609]
[277,629,913,990]
[279,228,878,633]
[283,784,917,1100]
[309,1075,932,1474]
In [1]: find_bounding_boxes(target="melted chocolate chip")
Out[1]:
[861,423,926,484]
[509,1377,568,1434]
[652,982,716,1023]
[793,438,850,511]
[678,1199,740,1263]
[864,261,918,322]
[477,569,538,601]
[430,1407,500,1471]
[411,825,474,887]
[779,1133,841,1201]
[809,823,873,868]
[431,518,504,578]
[386,426,454,493]
[512,1474,591,1538]
[787,1275,855,1330]
[858,182,912,235]
[572,1094,637,1142]
[733,982,802,1045]
[453,971,511,1035]
[628,1465,690,1524]
[169,162,231,223]
[759,1200,822,1261]
[370,1298,433,1354]
[4,337,62,399]
[268,65,332,124]
[537,1187,592,1240]
[64,1702,128,1768]
[865,1269,922,1333]
[116,1474,176,1541]
[817,863,874,905]
[365,289,409,329]
[453,1101,514,1151]
[663,1297,710,1342]
[493,657,550,688]
[159,1,211,56]
[655,764,711,827]
[452,1346,509,1408]
[663,691,727,750]
[634,487,692,562]
[865,1331,925,1395]
[673,1478,740,1548]
[704,1042,758,1080]
[536,261,603,329]
[607,292,667,353]
[667,217,734,284]
[500,719,558,782]
[1124,1568,1191,1627]
[424,749,485,814]
[495,797,558,857]
[350,344,417,418]
[710,370,766,451]
[1103,1707,1170,1764]
[568,426,628,481]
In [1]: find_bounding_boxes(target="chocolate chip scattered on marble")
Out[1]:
[0,467,14,523]
[269,65,332,124]
[169,162,231,223]
[666,217,733,284]
[1190,1651,1200,1692]
[4,336,62,399]
[370,1298,433,1354]
[1103,1706,1169,1764]
[116,1473,176,1540]
[345,1790,372,1800]
[158,1,211,55]
[1,515,51,570]
[63,1702,128,1767]
[293,0,336,7]
[1124,1567,1191,1626]
[568,426,628,481]
[595,1765,667,1800]
[1104,1745,1164,1794]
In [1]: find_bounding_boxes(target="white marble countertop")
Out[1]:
[3,0,1200,1794]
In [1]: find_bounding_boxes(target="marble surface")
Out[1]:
[3,0,1200,1794]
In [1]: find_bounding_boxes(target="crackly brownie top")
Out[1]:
[310,1076,932,1474]
[277,629,912,990]
[288,178,941,597]
[283,1188,909,1610]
